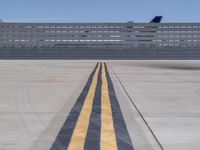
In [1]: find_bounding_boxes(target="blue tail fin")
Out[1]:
[150,16,162,23]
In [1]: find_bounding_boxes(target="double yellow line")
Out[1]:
[67,63,117,150]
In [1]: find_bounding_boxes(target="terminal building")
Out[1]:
[0,16,200,59]
[1,16,200,49]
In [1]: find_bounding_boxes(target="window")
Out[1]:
[163,26,168,28]
[127,26,133,28]
[110,35,120,37]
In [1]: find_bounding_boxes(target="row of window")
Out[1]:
[0,39,122,42]
[157,35,200,37]
[0,34,121,37]
[159,26,200,29]
[0,25,123,29]
[0,29,200,33]
[1,36,200,40]
[1,34,200,38]
[2,25,200,29]
[1,39,200,42]
[158,31,200,33]
[45,30,120,33]
[0,30,121,33]
[153,39,200,42]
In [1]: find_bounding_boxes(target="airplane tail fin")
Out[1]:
[150,16,162,23]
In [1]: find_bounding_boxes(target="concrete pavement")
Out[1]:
[109,60,200,150]
[0,60,200,150]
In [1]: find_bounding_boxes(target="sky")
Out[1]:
[0,0,200,23]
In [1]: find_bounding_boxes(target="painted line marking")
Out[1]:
[51,62,134,150]
[105,63,134,150]
[50,63,99,150]
[67,63,100,150]
[84,64,102,150]
[101,63,118,150]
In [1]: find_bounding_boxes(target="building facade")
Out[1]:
[0,21,200,49]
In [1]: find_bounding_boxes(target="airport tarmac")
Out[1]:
[0,60,200,150]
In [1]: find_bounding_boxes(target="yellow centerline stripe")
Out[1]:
[101,63,118,150]
[67,63,100,150]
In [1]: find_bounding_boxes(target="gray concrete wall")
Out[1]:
[0,48,200,59]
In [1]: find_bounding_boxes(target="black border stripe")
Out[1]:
[84,63,102,150]
[50,63,99,150]
[104,63,134,150]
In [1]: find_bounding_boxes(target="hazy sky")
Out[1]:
[0,0,200,22]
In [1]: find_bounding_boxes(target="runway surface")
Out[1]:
[0,60,200,150]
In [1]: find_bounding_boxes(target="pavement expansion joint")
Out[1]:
[108,62,164,150]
